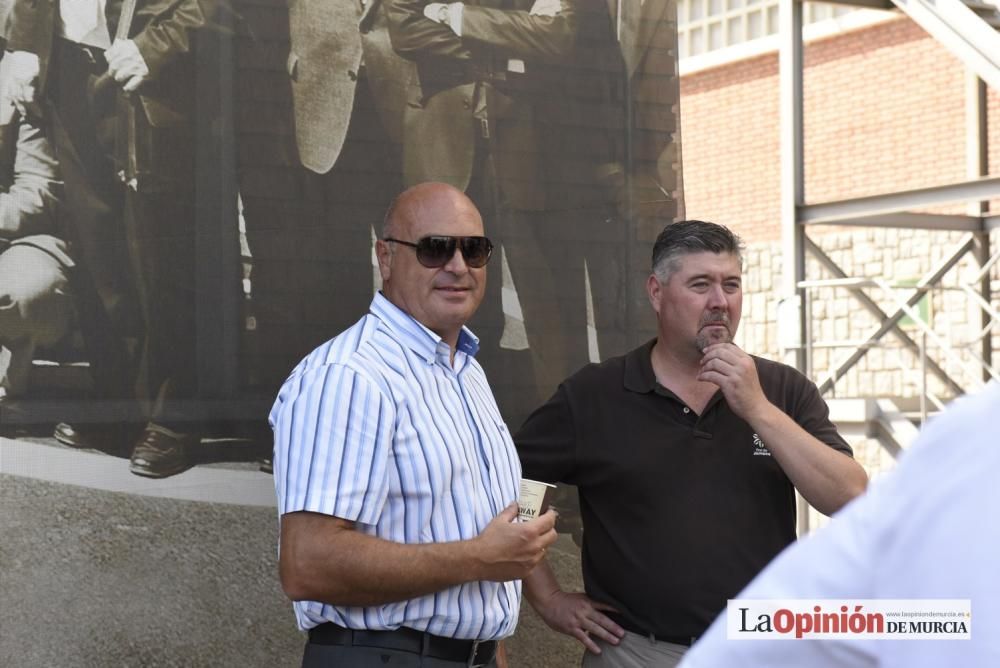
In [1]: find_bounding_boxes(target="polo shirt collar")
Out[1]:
[625,338,727,420]
[369,292,480,365]
[624,339,659,393]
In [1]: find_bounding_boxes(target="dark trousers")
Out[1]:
[47,38,135,401]
[122,188,200,427]
[457,137,577,425]
[118,67,229,429]
[302,643,498,668]
[239,72,401,397]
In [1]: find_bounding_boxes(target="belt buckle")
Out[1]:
[467,639,483,667]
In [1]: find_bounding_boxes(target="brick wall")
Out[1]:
[679,17,1000,245]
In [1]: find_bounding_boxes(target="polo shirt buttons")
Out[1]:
[683,407,690,414]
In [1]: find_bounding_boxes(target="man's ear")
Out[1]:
[376,239,393,283]
[646,274,662,314]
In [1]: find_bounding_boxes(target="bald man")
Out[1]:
[269,182,557,667]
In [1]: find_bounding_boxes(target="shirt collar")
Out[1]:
[625,338,730,416]
[370,292,480,365]
[623,338,659,393]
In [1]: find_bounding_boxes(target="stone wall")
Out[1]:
[738,227,1000,402]
[740,226,999,530]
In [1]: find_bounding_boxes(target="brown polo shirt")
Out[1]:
[515,339,852,640]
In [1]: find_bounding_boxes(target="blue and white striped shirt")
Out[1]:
[270,292,522,639]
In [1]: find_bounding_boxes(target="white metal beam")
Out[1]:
[891,0,1000,91]
[800,176,1000,223]
[821,0,894,8]
[780,0,806,373]
[802,212,983,230]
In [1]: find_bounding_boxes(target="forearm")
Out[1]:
[460,6,577,59]
[385,0,471,61]
[0,121,61,237]
[523,558,562,610]
[131,0,230,79]
[749,404,868,516]
[280,515,485,607]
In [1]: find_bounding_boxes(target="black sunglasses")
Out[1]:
[384,235,494,268]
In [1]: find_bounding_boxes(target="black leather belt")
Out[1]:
[611,615,700,647]
[651,633,698,648]
[55,37,106,66]
[308,622,498,666]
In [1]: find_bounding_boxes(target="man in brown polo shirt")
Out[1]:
[515,220,868,667]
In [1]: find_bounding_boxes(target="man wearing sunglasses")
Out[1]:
[270,182,557,667]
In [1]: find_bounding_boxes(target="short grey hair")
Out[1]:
[651,220,745,283]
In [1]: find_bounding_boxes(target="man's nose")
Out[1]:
[706,284,727,308]
[442,245,469,274]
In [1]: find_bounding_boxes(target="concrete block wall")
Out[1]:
[737,224,998,536]
[735,227,999,402]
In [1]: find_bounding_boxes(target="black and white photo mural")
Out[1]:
[0,0,682,662]
[236,0,685,424]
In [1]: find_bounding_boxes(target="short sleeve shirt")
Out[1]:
[270,293,522,639]
[516,339,852,639]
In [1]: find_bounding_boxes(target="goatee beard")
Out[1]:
[696,314,732,351]
[696,330,732,352]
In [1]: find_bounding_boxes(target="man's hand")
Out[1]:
[529,0,562,16]
[535,590,624,654]
[472,503,558,582]
[698,342,768,420]
[423,2,449,23]
[699,343,868,515]
[2,51,41,118]
[106,39,150,92]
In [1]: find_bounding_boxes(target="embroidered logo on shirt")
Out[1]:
[752,433,772,456]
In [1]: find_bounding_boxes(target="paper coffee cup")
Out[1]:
[518,478,556,522]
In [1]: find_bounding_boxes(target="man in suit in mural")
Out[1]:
[544,0,684,369]
[614,0,685,227]
[4,0,233,477]
[384,0,583,417]
[1,0,137,415]
[0,107,73,403]
[236,0,413,396]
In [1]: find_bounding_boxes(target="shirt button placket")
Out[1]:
[457,373,501,519]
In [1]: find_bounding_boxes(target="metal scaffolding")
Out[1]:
[780,1,998,532]
[779,0,999,402]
